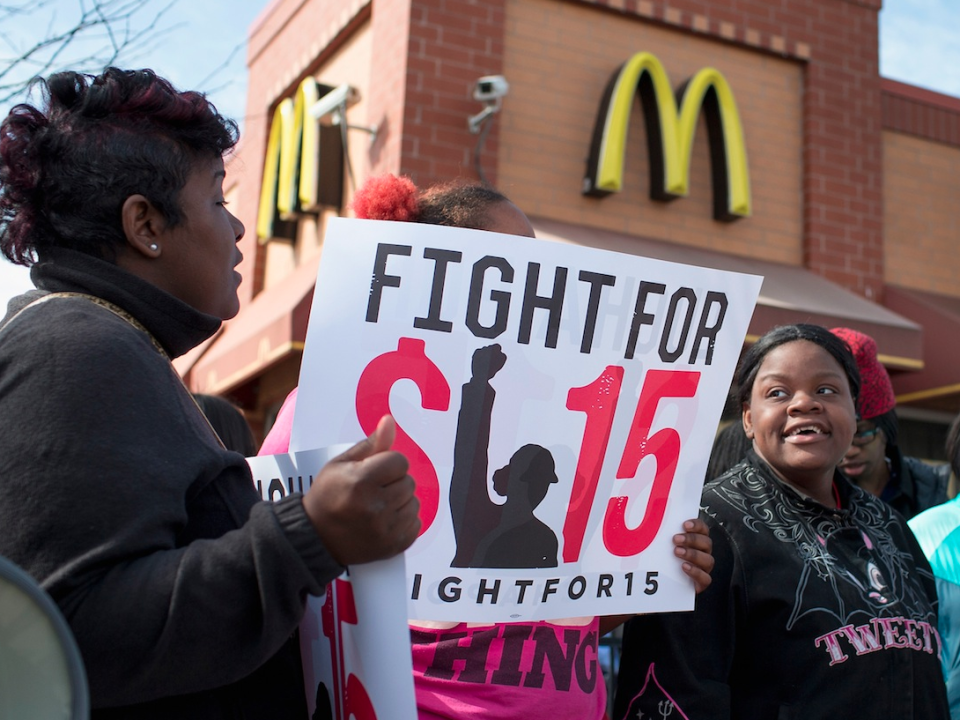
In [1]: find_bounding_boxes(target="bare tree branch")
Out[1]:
[0,0,180,105]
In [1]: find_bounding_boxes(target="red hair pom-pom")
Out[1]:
[351,174,420,222]
[830,327,896,420]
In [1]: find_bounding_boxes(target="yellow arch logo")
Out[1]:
[256,78,322,242]
[583,52,751,221]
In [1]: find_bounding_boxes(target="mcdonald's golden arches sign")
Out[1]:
[257,78,344,242]
[584,52,751,221]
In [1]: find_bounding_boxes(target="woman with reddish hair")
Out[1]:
[0,68,419,719]
[259,174,535,457]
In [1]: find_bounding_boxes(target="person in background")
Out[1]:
[830,327,948,519]
[909,411,960,719]
[260,172,715,720]
[613,323,948,720]
[949,416,960,500]
[194,393,258,456]
[0,68,419,719]
[257,175,534,456]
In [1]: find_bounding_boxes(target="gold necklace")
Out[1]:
[12,292,226,449]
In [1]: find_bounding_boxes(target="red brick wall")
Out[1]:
[498,0,805,265]
[883,133,960,295]
[563,0,884,300]
[368,0,413,178]
[392,0,888,297]
[244,0,889,299]
[234,0,372,301]
[882,78,960,148]
[881,78,960,297]
[240,0,506,222]
[398,0,508,186]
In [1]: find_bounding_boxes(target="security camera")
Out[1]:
[473,75,509,104]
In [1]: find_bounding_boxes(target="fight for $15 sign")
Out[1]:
[292,217,760,623]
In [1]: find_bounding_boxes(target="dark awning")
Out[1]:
[884,285,960,411]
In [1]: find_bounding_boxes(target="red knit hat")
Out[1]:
[830,327,895,420]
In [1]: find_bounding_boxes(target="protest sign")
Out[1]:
[292,217,761,622]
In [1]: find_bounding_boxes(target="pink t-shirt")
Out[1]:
[410,618,607,720]
[259,387,298,456]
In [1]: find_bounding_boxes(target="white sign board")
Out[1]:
[248,449,417,720]
[292,218,761,622]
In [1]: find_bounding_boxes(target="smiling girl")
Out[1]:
[613,323,949,720]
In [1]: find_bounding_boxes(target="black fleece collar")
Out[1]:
[29,248,221,358]
[742,446,859,513]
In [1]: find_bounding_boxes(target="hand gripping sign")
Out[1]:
[247,447,418,720]
[292,218,761,623]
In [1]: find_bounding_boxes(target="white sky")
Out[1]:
[1,0,958,311]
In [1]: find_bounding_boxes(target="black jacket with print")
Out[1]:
[0,249,343,719]
[613,449,949,720]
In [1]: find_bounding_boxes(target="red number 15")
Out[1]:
[355,339,700,561]
[563,368,700,561]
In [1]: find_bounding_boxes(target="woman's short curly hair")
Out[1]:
[0,67,239,265]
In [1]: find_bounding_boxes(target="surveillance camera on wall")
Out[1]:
[473,75,509,105]
[468,75,509,134]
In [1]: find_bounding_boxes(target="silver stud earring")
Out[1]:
[149,243,159,251]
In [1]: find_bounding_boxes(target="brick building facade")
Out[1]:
[177,0,960,457]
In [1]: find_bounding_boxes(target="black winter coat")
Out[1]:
[613,449,949,720]
[0,249,342,719]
